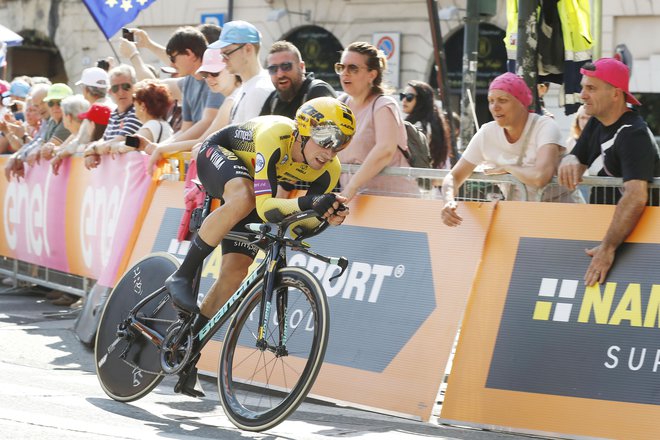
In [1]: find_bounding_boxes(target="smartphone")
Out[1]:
[125,135,140,148]
[122,28,134,42]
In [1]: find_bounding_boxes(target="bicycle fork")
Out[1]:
[256,243,289,357]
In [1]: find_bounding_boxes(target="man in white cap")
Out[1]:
[76,66,115,110]
[558,57,660,287]
[208,20,273,124]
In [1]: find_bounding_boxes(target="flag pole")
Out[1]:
[105,38,121,63]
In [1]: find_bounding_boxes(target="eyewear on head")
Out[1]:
[111,83,132,93]
[399,92,417,102]
[221,44,246,60]
[266,62,294,75]
[310,123,351,152]
[334,63,368,75]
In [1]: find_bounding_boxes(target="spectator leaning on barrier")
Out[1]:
[441,72,572,227]
[34,83,74,163]
[210,20,274,124]
[83,64,142,169]
[558,57,660,287]
[260,40,336,119]
[50,95,91,175]
[336,41,419,201]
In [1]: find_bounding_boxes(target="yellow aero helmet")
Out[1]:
[295,97,355,152]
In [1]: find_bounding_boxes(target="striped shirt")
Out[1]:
[103,104,142,140]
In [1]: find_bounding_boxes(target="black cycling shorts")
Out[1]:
[196,140,261,259]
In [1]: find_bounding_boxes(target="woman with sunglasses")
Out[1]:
[401,80,452,172]
[335,41,419,201]
[162,97,355,396]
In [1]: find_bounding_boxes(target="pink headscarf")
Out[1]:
[488,72,532,108]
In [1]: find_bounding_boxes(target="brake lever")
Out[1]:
[329,257,349,282]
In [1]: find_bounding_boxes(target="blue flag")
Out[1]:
[83,0,157,39]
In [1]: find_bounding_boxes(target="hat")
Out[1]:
[76,67,109,89]
[196,48,226,74]
[78,103,111,125]
[488,72,533,108]
[9,80,30,98]
[209,20,261,49]
[580,58,641,106]
[44,83,73,102]
[0,80,9,95]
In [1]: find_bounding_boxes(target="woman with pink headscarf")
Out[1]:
[440,72,572,226]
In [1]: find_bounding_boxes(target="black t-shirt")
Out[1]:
[259,73,336,119]
[571,110,660,204]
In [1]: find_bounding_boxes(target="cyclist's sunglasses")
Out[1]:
[200,71,221,79]
[47,100,61,107]
[310,123,352,152]
[111,83,132,93]
[266,62,294,75]
[400,92,417,102]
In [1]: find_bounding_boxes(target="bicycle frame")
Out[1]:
[116,209,347,374]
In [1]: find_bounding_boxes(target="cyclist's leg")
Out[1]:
[167,143,255,313]
[199,209,261,318]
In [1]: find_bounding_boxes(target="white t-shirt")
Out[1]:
[229,69,274,124]
[142,119,173,143]
[462,113,564,200]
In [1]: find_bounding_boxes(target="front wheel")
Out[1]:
[218,267,330,431]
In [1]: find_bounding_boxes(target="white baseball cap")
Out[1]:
[76,67,109,89]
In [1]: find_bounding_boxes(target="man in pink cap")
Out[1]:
[558,57,659,287]
[441,72,569,226]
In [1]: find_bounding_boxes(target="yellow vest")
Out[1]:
[505,0,592,61]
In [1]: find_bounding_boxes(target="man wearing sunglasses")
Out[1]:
[82,65,142,168]
[207,20,273,124]
[260,41,336,120]
[558,57,660,287]
[164,97,354,397]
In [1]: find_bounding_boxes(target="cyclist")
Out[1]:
[165,97,355,397]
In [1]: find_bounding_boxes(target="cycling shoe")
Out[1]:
[166,274,199,314]
[174,366,205,398]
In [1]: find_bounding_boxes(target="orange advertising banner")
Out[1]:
[441,202,660,439]
[128,182,495,420]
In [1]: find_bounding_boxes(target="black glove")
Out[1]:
[299,193,337,216]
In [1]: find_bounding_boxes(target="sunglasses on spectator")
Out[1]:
[267,62,294,75]
[111,83,132,93]
[221,44,246,60]
[400,92,417,102]
[334,63,368,75]
[47,100,61,107]
[168,52,181,63]
[200,71,221,79]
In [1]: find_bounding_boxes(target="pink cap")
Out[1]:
[489,72,532,108]
[196,48,226,75]
[580,58,641,106]
[0,80,9,95]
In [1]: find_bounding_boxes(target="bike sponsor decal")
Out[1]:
[487,238,660,405]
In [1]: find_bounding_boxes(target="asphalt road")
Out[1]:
[0,285,542,440]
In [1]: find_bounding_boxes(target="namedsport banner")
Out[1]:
[441,201,660,440]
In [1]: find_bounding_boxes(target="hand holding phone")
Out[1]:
[122,28,134,42]
[125,135,140,148]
